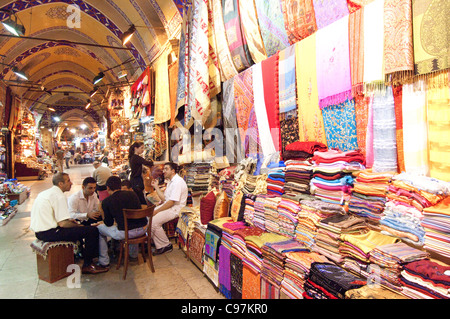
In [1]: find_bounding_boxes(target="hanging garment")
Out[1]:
[278,45,297,114]
[312,0,349,29]
[426,71,450,181]
[383,0,414,75]
[223,78,244,164]
[238,0,267,64]
[354,93,369,157]
[169,60,179,127]
[280,0,317,45]
[315,15,352,109]
[363,0,385,84]
[254,0,290,57]
[372,86,398,173]
[176,8,188,111]
[348,6,364,94]
[211,0,238,81]
[402,80,429,176]
[365,93,374,168]
[392,85,405,173]
[154,48,171,124]
[295,34,327,146]
[412,0,449,75]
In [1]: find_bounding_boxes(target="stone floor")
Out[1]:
[0,163,224,299]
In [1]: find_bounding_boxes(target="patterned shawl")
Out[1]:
[280,0,317,45]
[348,7,364,94]
[354,93,369,157]
[254,0,290,57]
[238,0,267,64]
[154,48,171,124]
[176,9,188,111]
[316,15,352,109]
[312,0,349,29]
[223,78,244,164]
[278,45,297,113]
[412,0,449,75]
[372,86,398,173]
[392,85,405,173]
[223,0,253,72]
[295,35,327,145]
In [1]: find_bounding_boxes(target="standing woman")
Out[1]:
[128,141,153,205]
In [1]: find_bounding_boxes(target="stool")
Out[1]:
[31,240,76,283]
[163,217,179,244]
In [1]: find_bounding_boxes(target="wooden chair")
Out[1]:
[116,205,156,280]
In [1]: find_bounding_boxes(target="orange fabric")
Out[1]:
[242,264,261,299]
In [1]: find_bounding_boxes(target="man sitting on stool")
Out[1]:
[30,172,108,274]
[150,162,188,255]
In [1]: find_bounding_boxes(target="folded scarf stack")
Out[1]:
[276,194,302,239]
[284,159,313,194]
[422,196,450,259]
[282,141,328,161]
[266,163,286,196]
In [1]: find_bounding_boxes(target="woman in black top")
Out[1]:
[128,141,153,205]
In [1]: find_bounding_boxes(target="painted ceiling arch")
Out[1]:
[0,0,183,130]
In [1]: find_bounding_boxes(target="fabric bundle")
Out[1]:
[253,195,267,231]
[400,259,450,299]
[369,242,430,288]
[276,194,302,238]
[304,262,365,299]
[243,194,256,226]
[281,251,329,299]
[184,163,214,195]
[283,141,327,161]
[284,160,314,194]
[266,164,286,196]
[422,196,450,259]
[263,196,282,234]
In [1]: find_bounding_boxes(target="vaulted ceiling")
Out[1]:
[0,0,183,132]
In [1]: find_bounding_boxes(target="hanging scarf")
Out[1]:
[169,60,179,127]
[254,0,290,57]
[392,85,405,173]
[223,0,253,71]
[278,45,297,113]
[412,0,449,75]
[295,35,327,146]
[154,48,171,124]
[427,72,450,181]
[383,0,414,76]
[354,93,369,157]
[238,0,267,64]
[312,0,349,29]
[372,86,398,173]
[211,0,238,81]
[280,0,317,44]
[316,15,352,109]
[363,0,385,85]
[348,6,364,94]
[176,8,188,111]
[223,78,244,164]
[365,93,374,168]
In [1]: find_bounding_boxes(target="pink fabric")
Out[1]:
[98,190,110,202]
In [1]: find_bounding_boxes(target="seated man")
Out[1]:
[94,176,148,267]
[30,172,108,274]
[121,179,133,191]
[150,162,188,255]
[68,177,102,226]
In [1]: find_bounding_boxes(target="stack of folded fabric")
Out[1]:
[345,285,408,299]
[176,207,201,252]
[263,196,282,234]
[185,163,214,196]
[400,259,450,299]
[304,262,366,299]
[276,194,302,239]
[381,173,449,247]
[422,196,450,259]
[349,169,394,224]
[369,242,430,290]
[266,162,286,196]
[243,194,257,226]
[314,214,367,264]
[295,199,346,248]
[253,195,267,231]
[284,159,313,194]
[281,251,330,299]
[261,239,309,298]
[219,166,236,199]
[282,141,328,161]
[239,173,268,195]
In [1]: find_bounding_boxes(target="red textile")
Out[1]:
[285,141,328,154]
[200,191,217,224]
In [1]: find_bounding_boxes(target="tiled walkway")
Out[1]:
[0,164,223,299]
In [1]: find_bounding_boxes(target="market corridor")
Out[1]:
[0,163,223,299]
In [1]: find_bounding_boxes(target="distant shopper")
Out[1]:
[55,147,65,172]
[128,141,153,205]
[30,172,108,274]
[121,179,133,191]
[64,150,72,169]
[92,161,112,201]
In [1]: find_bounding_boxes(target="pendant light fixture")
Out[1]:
[1,12,25,37]
[12,66,28,80]
[121,25,136,45]
[93,72,104,85]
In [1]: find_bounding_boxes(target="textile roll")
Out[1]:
[402,80,429,176]
[412,0,449,75]
[278,46,297,114]
[348,7,364,94]
[312,0,349,29]
[154,47,171,124]
[255,0,290,57]
[372,86,398,173]
[315,15,352,109]
[212,0,238,81]
[295,35,327,146]
[363,0,385,84]
[238,0,267,64]
[222,0,253,72]
[427,71,450,181]
[281,0,317,44]
[321,99,358,152]
[261,53,281,152]
[383,0,414,75]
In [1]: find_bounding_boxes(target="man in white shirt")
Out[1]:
[150,162,188,255]
[30,172,108,274]
[68,177,102,225]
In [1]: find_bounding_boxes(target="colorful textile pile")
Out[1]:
[184,163,214,195]
[400,259,450,299]
[349,169,394,223]
[243,195,256,226]
[422,196,450,259]
[266,163,286,196]
[284,160,313,194]
[369,242,430,288]
[263,196,282,234]
[281,251,329,299]
[276,194,302,238]
[304,262,365,299]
